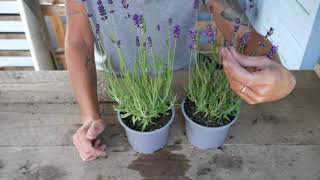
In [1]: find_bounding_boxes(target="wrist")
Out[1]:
[82,113,101,123]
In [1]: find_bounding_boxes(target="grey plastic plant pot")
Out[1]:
[181,98,239,150]
[117,107,175,154]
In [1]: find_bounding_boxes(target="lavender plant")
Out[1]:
[186,26,241,126]
[186,0,278,127]
[84,0,180,131]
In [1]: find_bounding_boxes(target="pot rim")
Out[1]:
[181,98,239,130]
[117,106,176,135]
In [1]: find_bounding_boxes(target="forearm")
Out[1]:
[66,43,100,120]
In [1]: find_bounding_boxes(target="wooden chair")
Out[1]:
[0,0,67,71]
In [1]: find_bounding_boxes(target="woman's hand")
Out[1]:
[221,47,296,104]
[72,118,107,161]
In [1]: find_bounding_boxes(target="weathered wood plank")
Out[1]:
[41,4,66,16]
[0,33,26,39]
[0,145,319,180]
[0,14,21,21]
[0,71,319,103]
[0,101,319,146]
[50,16,65,48]
[0,50,30,56]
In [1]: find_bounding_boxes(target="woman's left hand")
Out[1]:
[221,47,296,104]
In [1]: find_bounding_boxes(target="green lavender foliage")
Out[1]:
[187,43,241,124]
[98,16,176,132]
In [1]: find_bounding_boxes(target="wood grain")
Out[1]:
[0,71,319,179]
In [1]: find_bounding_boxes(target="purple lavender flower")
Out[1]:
[209,5,214,14]
[189,27,197,50]
[133,14,144,28]
[224,40,234,47]
[97,0,108,20]
[173,24,181,39]
[87,13,93,17]
[156,24,161,31]
[108,0,113,4]
[267,45,278,59]
[95,23,100,34]
[249,0,255,8]
[265,27,274,38]
[136,36,140,47]
[240,32,250,48]
[121,0,129,9]
[143,42,147,48]
[206,24,216,43]
[147,36,152,47]
[234,17,241,33]
[258,42,265,49]
[193,0,200,10]
[110,10,115,13]
[168,18,173,26]
[116,40,121,48]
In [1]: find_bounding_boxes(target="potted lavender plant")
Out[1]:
[92,1,181,154]
[182,0,278,149]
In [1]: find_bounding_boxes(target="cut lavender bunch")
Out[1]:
[267,45,278,59]
[97,0,108,20]
[173,24,181,39]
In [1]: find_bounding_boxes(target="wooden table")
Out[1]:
[0,71,319,180]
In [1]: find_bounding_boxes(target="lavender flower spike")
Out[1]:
[116,40,121,48]
[147,36,153,47]
[189,27,197,50]
[97,0,108,20]
[206,24,216,43]
[156,24,161,31]
[108,0,113,4]
[95,23,100,35]
[136,36,140,47]
[267,45,278,59]
[133,14,143,28]
[249,0,255,8]
[173,24,181,39]
[193,0,200,10]
[121,0,129,9]
[168,18,173,26]
[265,27,274,38]
[240,32,250,48]
[234,17,241,33]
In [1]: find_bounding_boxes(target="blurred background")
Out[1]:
[0,0,319,71]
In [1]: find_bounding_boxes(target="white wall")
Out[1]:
[243,0,320,69]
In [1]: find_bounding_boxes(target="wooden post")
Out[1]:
[17,0,55,71]
[315,63,320,79]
